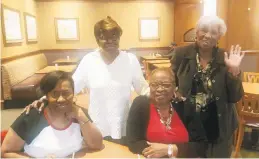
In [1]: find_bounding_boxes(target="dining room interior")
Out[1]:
[1,0,259,158]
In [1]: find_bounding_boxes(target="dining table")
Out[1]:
[152,63,171,68]
[242,82,259,94]
[52,57,80,65]
[35,65,77,74]
[73,140,144,158]
[140,55,169,61]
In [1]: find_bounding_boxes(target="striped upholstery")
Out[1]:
[1,53,47,100]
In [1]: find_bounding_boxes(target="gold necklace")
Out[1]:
[156,104,173,130]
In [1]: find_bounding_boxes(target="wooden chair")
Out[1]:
[243,72,259,83]
[233,93,259,157]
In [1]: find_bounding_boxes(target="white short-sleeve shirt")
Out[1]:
[72,50,149,139]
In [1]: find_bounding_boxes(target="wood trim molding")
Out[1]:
[243,50,259,54]
[42,47,170,53]
[128,47,170,51]
[1,100,4,110]
[42,48,96,53]
[1,47,170,63]
[175,0,201,4]
[1,50,41,64]
[36,0,174,2]
[2,48,258,63]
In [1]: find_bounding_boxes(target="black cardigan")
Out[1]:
[126,95,208,158]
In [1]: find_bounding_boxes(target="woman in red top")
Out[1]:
[126,68,207,158]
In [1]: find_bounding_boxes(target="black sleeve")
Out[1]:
[126,96,149,154]
[226,71,244,103]
[170,47,184,87]
[10,113,27,141]
[11,109,41,142]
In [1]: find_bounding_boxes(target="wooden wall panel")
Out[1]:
[217,0,229,49]
[174,1,202,46]
[174,0,229,48]
[175,0,201,4]
[227,0,259,50]
[227,0,250,49]
[249,0,259,50]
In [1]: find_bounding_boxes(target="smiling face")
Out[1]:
[94,16,122,54]
[97,28,120,53]
[149,70,175,105]
[47,79,74,113]
[196,23,221,50]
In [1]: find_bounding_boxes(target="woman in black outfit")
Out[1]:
[171,15,245,157]
[127,68,207,158]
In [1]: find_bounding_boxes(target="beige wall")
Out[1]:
[227,0,259,50]
[1,0,40,58]
[37,1,174,50]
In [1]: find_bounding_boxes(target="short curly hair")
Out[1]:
[196,16,227,37]
[94,16,123,40]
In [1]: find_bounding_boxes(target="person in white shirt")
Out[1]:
[24,16,149,145]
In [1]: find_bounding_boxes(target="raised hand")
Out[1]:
[224,45,245,76]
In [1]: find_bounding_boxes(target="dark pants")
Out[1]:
[206,135,233,158]
[103,136,127,146]
[251,129,259,146]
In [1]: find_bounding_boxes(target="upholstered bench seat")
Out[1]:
[11,74,45,100]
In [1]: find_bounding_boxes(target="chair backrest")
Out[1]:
[243,72,259,83]
[238,93,259,118]
[1,53,48,100]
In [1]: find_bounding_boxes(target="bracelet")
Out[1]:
[168,144,173,158]
[79,119,90,125]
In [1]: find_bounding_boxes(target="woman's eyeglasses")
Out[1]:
[149,82,173,89]
[50,91,73,100]
[99,33,120,41]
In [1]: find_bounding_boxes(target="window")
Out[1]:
[203,0,217,16]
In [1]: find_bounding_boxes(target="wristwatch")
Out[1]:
[168,144,173,158]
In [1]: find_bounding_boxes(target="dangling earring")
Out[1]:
[73,96,77,104]
[171,92,176,102]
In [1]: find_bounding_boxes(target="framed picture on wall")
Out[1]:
[139,17,160,40]
[24,13,37,42]
[1,5,23,44]
[55,18,79,41]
